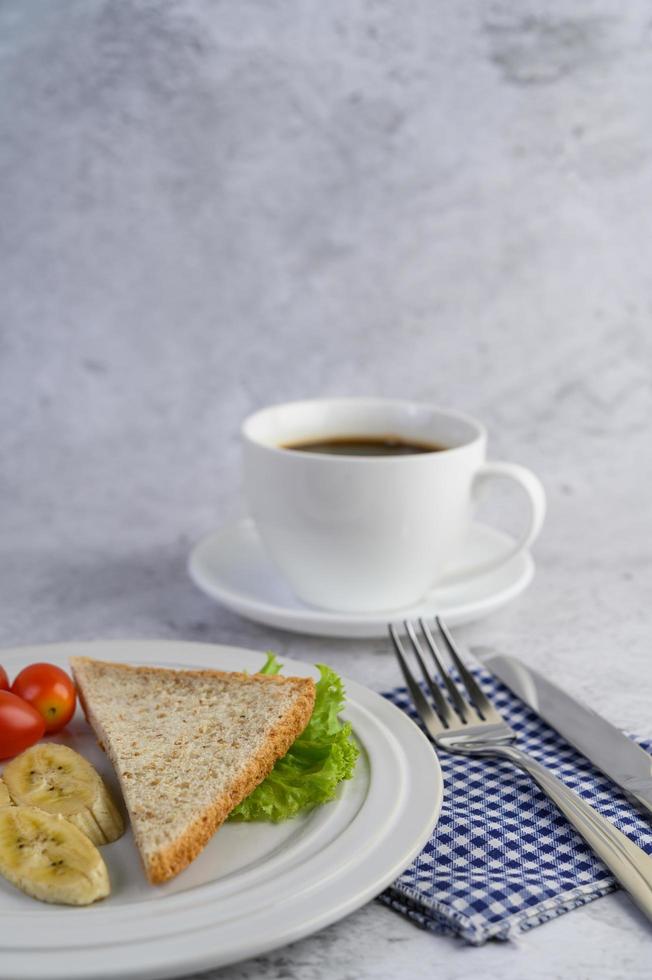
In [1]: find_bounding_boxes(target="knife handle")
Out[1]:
[495,744,652,923]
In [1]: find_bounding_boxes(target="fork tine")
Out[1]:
[403,621,453,728]
[435,616,498,721]
[418,619,473,722]
[388,625,444,737]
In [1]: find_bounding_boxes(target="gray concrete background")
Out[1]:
[2,2,651,977]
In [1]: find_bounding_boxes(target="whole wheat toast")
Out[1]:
[70,657,315,884]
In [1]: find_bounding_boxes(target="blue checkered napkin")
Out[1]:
[378,669,652,945]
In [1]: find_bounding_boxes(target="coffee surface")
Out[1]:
[282,435,446,456]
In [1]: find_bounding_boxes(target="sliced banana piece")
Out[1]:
[0,777,12,808]
[0,804,109,905]
[3,744,124,846]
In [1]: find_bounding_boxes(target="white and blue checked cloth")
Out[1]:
[378,667,652,945]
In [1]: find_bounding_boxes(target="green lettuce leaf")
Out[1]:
[257,652,283,676]
[229,655,359,822]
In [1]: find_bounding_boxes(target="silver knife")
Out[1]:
[482,653,652,816]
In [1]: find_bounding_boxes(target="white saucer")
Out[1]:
[188,519,535,638]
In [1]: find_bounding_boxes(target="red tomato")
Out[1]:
[0,691,46,759]
[0,666,8,691]
[11,663,77,735]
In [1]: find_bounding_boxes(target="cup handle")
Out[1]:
[460,462,546,579]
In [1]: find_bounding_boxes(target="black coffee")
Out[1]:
[282,435,446,457]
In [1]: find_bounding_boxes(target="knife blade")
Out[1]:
[482,653,652,816]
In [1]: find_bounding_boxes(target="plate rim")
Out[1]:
[0,639,443,980]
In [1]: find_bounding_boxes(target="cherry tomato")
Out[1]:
[11,663,77,734]
[0,691,46,759]
[0,666,8,691]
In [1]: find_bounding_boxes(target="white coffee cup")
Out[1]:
[242,398,545,613]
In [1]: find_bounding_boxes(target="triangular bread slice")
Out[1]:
[70,657,315,884]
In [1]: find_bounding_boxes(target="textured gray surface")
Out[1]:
[2,1,652,977]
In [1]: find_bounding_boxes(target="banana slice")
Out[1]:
[0,777,12,808]
[0,804,109,905]
[3,744,124,846]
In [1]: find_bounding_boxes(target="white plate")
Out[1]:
[188,519,535,637]
[0,640,442,980]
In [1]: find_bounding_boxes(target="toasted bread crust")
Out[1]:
[70,656,316,884]
[145,683,314,883]
[70,656,313,691]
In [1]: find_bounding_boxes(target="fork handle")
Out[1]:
[490,744,652,923]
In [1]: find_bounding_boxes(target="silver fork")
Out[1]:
[389,616,652,923]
